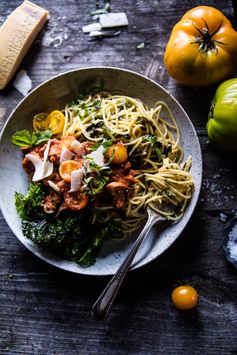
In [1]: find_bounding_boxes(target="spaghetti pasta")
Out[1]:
[60,92,194,234]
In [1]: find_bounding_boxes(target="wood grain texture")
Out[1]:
[0,1,237,354]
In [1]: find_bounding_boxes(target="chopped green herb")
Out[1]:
[91,1,111,16]
[91,138,114,152]
[143,134,164,161]
[137,42,145,50]
[143,134,157,144]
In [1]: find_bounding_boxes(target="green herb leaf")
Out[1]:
[143,134,163,161]
[32,130,53,145]
[155,146,162,161]
[11,130,32,148]
[11,130,52,148]
[143,134,157,144]
[91,139,114,152]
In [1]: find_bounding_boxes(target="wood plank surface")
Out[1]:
[0,0,237,354]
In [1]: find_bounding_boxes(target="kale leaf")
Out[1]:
[15,183,122,267]
[76,221,122,267]
[23,217,85,254]
[22,217,121,267]
[15,183,46,220]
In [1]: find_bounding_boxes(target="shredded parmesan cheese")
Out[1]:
[86,145,105,167]
[25,139,53,181]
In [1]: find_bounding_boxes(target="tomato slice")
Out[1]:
[64,190,89,210]
[33,113,49,132]
[48,110,65,135]
[59,160,83,182]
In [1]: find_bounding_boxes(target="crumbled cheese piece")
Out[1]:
[71,140,85,156]
[60,146,75,163]
[0,1,49,89]
[227,222,237,260]
[87,145,104,167]
[99,12,128,28]
[48,180,60,193]
[13,69,32,96]
[89,30,121,38]
[219,213,227,223]
[89,30,103,37]
[69,168,85,192]
[25,139,53,181]
[82,23,102,33]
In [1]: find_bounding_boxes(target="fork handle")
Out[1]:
[91,213,156,320]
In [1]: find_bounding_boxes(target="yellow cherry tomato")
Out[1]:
[48,110,65,135]
[107,143,128,165]
[33,113,49,132]
[59,160,83,182]
[171,285,198,310]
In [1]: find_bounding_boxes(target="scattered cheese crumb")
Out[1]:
[82,23,102,33]
[13,69,32,96]
[219,213,227,223]
[48,180,60,193]
[227,222,237,260]
[99,12,128,28]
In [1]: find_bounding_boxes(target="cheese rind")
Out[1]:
[0,1,49,90]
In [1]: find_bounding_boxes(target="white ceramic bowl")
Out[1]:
[0,67,202,275]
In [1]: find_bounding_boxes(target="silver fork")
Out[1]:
[91,207,165,320]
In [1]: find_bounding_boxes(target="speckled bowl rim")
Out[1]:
[0,66,202,276]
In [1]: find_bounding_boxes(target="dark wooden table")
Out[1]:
[1,1,237,354]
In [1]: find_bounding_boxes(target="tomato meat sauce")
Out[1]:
[21,138,136,214]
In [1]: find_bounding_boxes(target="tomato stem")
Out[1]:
[191,19,226,54]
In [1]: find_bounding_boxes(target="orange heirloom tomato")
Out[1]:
[164,6,237,87]
[59,160,83,182]
[48,110,65,135]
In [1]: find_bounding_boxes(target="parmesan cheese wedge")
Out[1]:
[0,1,49,90]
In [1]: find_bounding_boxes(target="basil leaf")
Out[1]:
[11,129,52,148]
[11,130,32,148]
[33,130,53,145]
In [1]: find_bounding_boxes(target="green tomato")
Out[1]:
[207,78,237,152]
